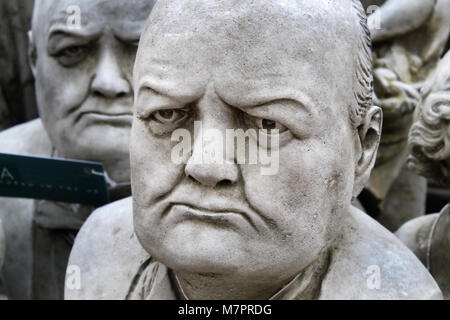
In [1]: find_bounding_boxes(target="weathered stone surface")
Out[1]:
[361,0,450,231]
[398,52,450,300]
[0,119,51,300]
[0,0,156,299]
[67,0,441,300]
[408,52,450,186]
[397,206,450,300]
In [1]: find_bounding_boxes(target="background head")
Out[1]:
[408,52,450,187]
[29,0,156,182]
[131,0,381,282]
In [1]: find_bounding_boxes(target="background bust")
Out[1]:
[0,0,156,299]
[360,0,450,230]
[67,0,441,300]
[397,51,450,299]
[408,52,450,185]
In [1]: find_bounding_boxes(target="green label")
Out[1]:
[0,153,109,206]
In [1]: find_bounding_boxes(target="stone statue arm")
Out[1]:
[395,213,439,266]
[65,198,150,300]
[396,206,450,299]
[369,0,436,43]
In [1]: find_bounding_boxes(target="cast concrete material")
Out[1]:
[67,198,442,300]
[0,119,52,300]
[408,52,450,186]
[29,0,156,184]
[363,0,450,231]
[397,52,450,300]
[397,206,449,300]
[0,0,157,299]
[66,0,442,300]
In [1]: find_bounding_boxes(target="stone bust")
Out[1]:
[360,0,450,230]
[396,52,450,299]
[0,0,156,299]
[66,0,442,300]
[408,52,450,185]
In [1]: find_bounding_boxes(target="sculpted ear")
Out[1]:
[28,30,37,77]
[353,105,382,198]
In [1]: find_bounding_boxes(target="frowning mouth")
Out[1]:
[77,112,133,124]
[166,203,258,231]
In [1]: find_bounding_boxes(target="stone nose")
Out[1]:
[184,127,239,188]
[91,49,131,99]
[185,161,239,188]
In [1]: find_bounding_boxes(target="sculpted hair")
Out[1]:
[408,53,450,187]
[351,0,374,129]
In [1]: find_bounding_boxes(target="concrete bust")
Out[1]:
[0,0,156,299]
[408,52,450,186]
[66,0,442,300]
[396,52,450,299]
[361,0,450,230]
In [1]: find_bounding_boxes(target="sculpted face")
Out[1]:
[30,0,156,182]
[131,0,380,285]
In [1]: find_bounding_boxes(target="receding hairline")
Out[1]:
[142,0,361,37]
[137,0,372,128]
[31,0,54,34]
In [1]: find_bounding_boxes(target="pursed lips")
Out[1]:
[76,111,133,124]
[166,202,259,231]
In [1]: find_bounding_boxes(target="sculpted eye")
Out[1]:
[62,46,85,57]
[256,118,288,134]
[143,108,192,136]
[55,45,89,67]
[242,114,293,147]
[152,109,188,124]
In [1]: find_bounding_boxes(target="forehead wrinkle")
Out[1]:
[37,0,154,35]
[215,81,315,113]
[136,76,203,105]
[111,22,147,42]
[141,0,360,114]
[135,29,212,95]
[47,23,103,40]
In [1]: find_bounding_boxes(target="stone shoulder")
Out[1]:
[395,214,439,265]
[0,119,52,156]
[65,197,150,300]
[320,208,443,300]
